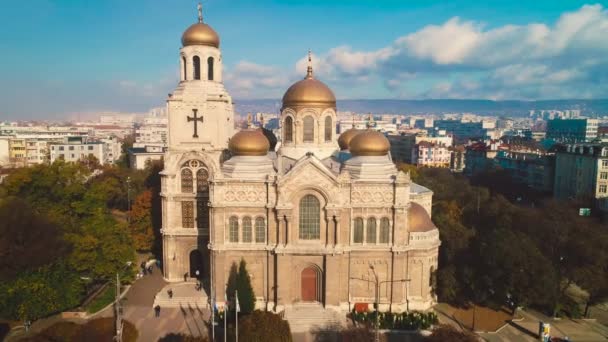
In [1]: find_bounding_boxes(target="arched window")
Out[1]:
[207,57,214,81]
[380,218,390,244]
[299,195,320,240]
[324,116,332,142]
[181,169,193,193]
[353,218,364,243]
[284,117,293,143]
[196,168,209,193]
[182,56,187,81]
[193,56,201,80]
[242,216,252,243]
[303,116,314,142]
[255,217,265,243]
[229,217,239,243]
[366,217,377,244]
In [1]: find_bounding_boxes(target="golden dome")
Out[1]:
[349,129,390,156]
[408,202,437,232]
[338,128,361,150]
[282,51,336,108]
[229,129,270,156]
[182,22,220,47]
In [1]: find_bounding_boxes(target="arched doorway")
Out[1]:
[301,266,319,302]
[189,250,203,280]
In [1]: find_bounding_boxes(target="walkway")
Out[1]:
[120,265,211,341]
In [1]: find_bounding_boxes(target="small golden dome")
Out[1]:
[282,51,336,108]
[349,129,390,156]
[408,202,437,232]
[229,129,270,156]
[338,128,361,150]
[182,23,220,47]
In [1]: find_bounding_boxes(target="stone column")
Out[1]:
[277,214,284,247]
[284,215,291,246]
[334,216,340,247]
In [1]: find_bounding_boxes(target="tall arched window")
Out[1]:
[182,201,194,228]
[284,117,293,143]
[182,56,187,81]
[353,218,364,243]
[193,56,201,80]
[299,195,320,240]
[207,57,214,81]
[242,216,252,243]
[303,116,314,142]
[366,218,377,244]
[229,217,239,243]
[196,168,209,192]
[181,169,193,193]
[324,116,332,142]
[255,217,265,243]
[380,218,390,244]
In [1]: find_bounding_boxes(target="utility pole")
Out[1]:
[126,177,131,223]
[114,273,122,342]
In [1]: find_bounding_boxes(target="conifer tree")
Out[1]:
[236,259,256,314]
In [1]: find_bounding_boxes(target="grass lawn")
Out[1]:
[85,285,116,313]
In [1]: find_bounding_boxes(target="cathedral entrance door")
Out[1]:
[301,267,318,302]
[189,250,203,280]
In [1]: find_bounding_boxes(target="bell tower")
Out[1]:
[167,3,234,151]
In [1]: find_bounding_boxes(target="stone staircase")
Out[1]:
[152,282,209,310]
[283,303,346,333]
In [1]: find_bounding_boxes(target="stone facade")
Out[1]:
[160,12,440,314]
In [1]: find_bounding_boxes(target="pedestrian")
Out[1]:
[184,272,188,282]
[148,265,153,274]
[155,305,161,318]
[143,266,147,275]
[168,289,173,299]
[195,269,200,279]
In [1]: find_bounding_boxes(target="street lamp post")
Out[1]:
[366,265,411,342]
[126,177,131,223]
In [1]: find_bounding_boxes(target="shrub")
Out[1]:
[350,310,438,330]
[225,310,292,342]
[20,317,138,342]
[424,324,477,342]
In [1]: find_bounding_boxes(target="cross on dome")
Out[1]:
[306,49,314,79]
[198,2,203,23]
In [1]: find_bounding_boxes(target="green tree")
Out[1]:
[226,262,239,310]
[237,259,256,314]
[227,310,292,342]
[0,262,82,320]
[0,197,68,281]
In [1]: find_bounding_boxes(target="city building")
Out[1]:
[495,150,555,193]
[546,119,599,143]
[433,120,488,143]
[463,141,501,177]
[160,8,440,316]
[411,141,451,168]
[49,136,121,165]
[129,145,165,169]
[553,143,608,201]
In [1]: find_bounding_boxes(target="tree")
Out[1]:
[129,190,155,252]
[226,262,239,310]
[0,197,68,281]
[237,259,256,314]
[21,318,138,342]
[0,262,82,320]
[424,325,477,342]
[67,213,135,281]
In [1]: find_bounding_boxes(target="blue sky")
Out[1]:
[0,0,606,119]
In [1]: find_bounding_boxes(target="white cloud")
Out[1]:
[224,4,608,100]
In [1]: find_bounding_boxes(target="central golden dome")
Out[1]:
[181,5,219,48]
[282,52,336,108]
[338,128,361,150]
[349,129,390,156]
[229,129,270,156]
[182,23,220,47]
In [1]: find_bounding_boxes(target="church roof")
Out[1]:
[408,202,437,233]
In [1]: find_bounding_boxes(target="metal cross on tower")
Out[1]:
[187,109,204,138]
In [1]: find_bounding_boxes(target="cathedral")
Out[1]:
[160,6,440,313]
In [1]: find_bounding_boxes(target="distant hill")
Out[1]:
[234,99,608,117]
